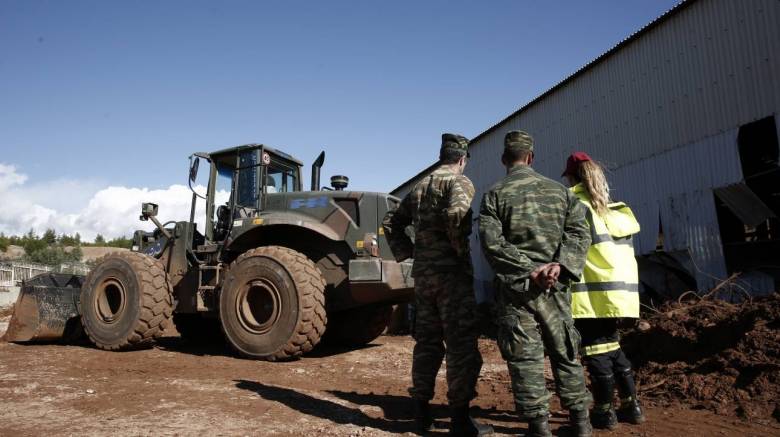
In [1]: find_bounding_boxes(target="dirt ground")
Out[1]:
[623,293,780,423]
[1,328,778,437]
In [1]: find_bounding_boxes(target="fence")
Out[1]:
[0,261,90,287]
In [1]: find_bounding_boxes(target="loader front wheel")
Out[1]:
[219,246,326,360]
[81,252,174,350]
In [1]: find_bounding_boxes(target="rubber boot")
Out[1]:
[414,399,434,435]
[590,374,618,430]
[569,408,593,437]
[615,368,645,424]
[449,404,494,436]
[524,414,552,437]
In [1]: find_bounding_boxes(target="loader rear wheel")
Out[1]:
[219,246,326,360]
[323,305,393,346]
[80,252,174,350]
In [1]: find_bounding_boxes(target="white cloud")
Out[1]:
[0,163,226,241]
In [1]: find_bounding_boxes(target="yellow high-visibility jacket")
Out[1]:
[570,183,640,319]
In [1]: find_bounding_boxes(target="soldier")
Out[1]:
[383,133,493,436]
[478,130,593,437]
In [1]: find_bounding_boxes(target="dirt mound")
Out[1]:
[623,292,780,423]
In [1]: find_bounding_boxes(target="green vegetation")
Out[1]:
[83,234,133,249]
[0,228,133,265]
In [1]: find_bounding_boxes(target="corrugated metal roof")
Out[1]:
[467,0,694,146]
[392,0,696,193]
[393,0,780,296]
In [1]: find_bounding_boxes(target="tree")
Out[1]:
[0,233,8,252]
[21,229,46,255]
[94,234,105,246]
[59,233,81,247]
[68,245,83,262]
[107,235,133,249]
[27,247,66,265]
[42,228,57,245]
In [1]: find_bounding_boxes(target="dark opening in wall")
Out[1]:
[738,116,779,179]
[714,115,780,285]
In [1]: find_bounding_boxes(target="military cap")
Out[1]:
[504,130,534,152]
[440,133,470,158]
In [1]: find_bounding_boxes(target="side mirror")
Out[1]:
[140,203,159,220]
[189,157,200,183]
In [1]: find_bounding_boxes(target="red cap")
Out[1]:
[562,151,592,177]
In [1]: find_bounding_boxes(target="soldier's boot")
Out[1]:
[590,374,618,430]
[569,408,593,437]
[523,414,552,437]
[449,404,494,436]
[615,369,645,424]
[413,399,434,434]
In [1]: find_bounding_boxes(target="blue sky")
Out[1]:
[0,0,679,238]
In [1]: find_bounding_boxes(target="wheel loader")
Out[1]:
[5,144,414,360]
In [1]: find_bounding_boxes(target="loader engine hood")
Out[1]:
[226,191,397,259]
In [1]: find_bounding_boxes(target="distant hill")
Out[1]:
[80,247,129,262]
[0,245,26,261]
[0,245,128,263]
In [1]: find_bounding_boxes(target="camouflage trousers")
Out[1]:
[410,271,482,407]
[496,283,592,419]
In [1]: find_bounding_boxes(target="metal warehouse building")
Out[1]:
[391,0,780,301]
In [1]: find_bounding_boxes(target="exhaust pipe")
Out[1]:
[311,151,325,191]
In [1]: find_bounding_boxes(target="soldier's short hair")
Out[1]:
[440,148,466,164]
[502,147,533,164]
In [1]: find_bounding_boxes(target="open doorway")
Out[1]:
[714,115,780,289]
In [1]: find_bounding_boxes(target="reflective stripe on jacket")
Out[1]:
[570,183,640,318]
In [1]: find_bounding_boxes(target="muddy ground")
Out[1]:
[0,327,777,437]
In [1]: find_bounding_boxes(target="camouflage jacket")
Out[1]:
[382,166,475,276]
[478,164,591,292]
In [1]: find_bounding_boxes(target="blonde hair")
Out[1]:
[576,160,611,216]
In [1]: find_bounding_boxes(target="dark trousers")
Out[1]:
[574,318,632,377]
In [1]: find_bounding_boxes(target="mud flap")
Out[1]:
[3,273,85,343]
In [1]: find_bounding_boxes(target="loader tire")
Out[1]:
[219,246,326,361]
[323,304,393,346]
[81,252,174,351]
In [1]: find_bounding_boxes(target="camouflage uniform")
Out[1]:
[382,133,482,408]
[478,131,593,420]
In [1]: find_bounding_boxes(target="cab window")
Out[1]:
[266,163,298,193]
[237,150,259,207]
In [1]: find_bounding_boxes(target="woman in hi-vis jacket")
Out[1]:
[562,152,645,430]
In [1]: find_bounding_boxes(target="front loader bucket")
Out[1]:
[3,273,85,343]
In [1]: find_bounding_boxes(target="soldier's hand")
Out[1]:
[531,263,561,289]
[544,263,561,289]
[531,263,552,288]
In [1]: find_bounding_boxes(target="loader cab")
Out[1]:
[192,144,303,243]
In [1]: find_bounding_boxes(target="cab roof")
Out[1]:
[201,143,304,166]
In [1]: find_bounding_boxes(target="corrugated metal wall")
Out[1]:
[464,0,780,300]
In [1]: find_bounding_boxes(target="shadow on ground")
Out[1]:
[153,336,381,360]
[234,380,548,435]
[235,379,416,434]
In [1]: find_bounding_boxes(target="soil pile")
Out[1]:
[623,292,780,422]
